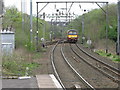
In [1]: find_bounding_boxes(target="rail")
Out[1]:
[61,42,95,90]
[70,44,120,83]
[50,41,66,89]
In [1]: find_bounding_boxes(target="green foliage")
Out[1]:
[3,6,52,51]
[2,55,40,76]
[108,25,117,41]
[67,4,117,43]
[113,58,120,62]
[96,50,107,57]
[31,53,41,60]
[95,50,120,62]
[3,6,22,27]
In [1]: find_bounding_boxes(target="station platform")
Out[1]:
[36,74,63,89]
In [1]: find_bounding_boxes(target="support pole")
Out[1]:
[43,12,45,44]
[30,0,33,43]
[50,19,53,41]
[0,0,3,90]
[96,2,109,53]
[81,14,85,44]
[66,2,67,22]
[117,1,120,55]
[21,0,25,31]
[36,2,39,52]
[105,2,108,53]
[0,0,3,30]
[118,2,120,89]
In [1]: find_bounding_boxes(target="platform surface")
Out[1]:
[36,74,62,88]
[2,77,38,88]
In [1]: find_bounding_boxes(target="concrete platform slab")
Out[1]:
[2,77,38,88]
[36,74,62,89]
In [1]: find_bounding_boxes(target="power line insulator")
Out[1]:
[84,9,86,12]
[43,12,45,19]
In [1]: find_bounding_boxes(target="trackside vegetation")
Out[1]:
[67,4,120,61]
[3,6,56,51]
[68,5,117,49]
[2,6,63,76]
[2,3,119,76]
[3,6,63,51]
[2,55,40,76]
[2,6,51,76]
[68,4,117,43]
[95,50,120,62]
[2,46,43,76]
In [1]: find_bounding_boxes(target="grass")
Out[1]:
[95,50,120,62]
[31,53,41,60]
[2,48,40,76]
[2,56,40,76]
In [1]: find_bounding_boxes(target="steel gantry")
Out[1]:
[36,1,108,52]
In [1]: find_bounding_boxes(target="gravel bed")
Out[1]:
[54,44,86,88]
[77,43,119,69]
[71,44,119,80]
[63,43,118,89]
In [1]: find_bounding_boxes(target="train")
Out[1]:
[67,29,78,43]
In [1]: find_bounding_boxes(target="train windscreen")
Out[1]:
[68,31,77,35]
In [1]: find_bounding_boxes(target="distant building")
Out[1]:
[0,29,15,55]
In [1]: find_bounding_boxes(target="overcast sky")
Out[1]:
[4,0,118,20]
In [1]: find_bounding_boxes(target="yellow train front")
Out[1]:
[67,29,78,43]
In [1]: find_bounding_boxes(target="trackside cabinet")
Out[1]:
[0,30,15,55]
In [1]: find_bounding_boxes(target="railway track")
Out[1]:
[76,44,120,73]
[70,43,120,83]
[50,41,95,89]
[50,41,65,89]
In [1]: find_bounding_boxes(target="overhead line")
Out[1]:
[36,1,108,3]
[68,2,74,13]
[38,3,49,14]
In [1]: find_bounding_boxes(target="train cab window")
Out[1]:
[69,31,73,34]
[73,32,77,35]
[68,30,77,35]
